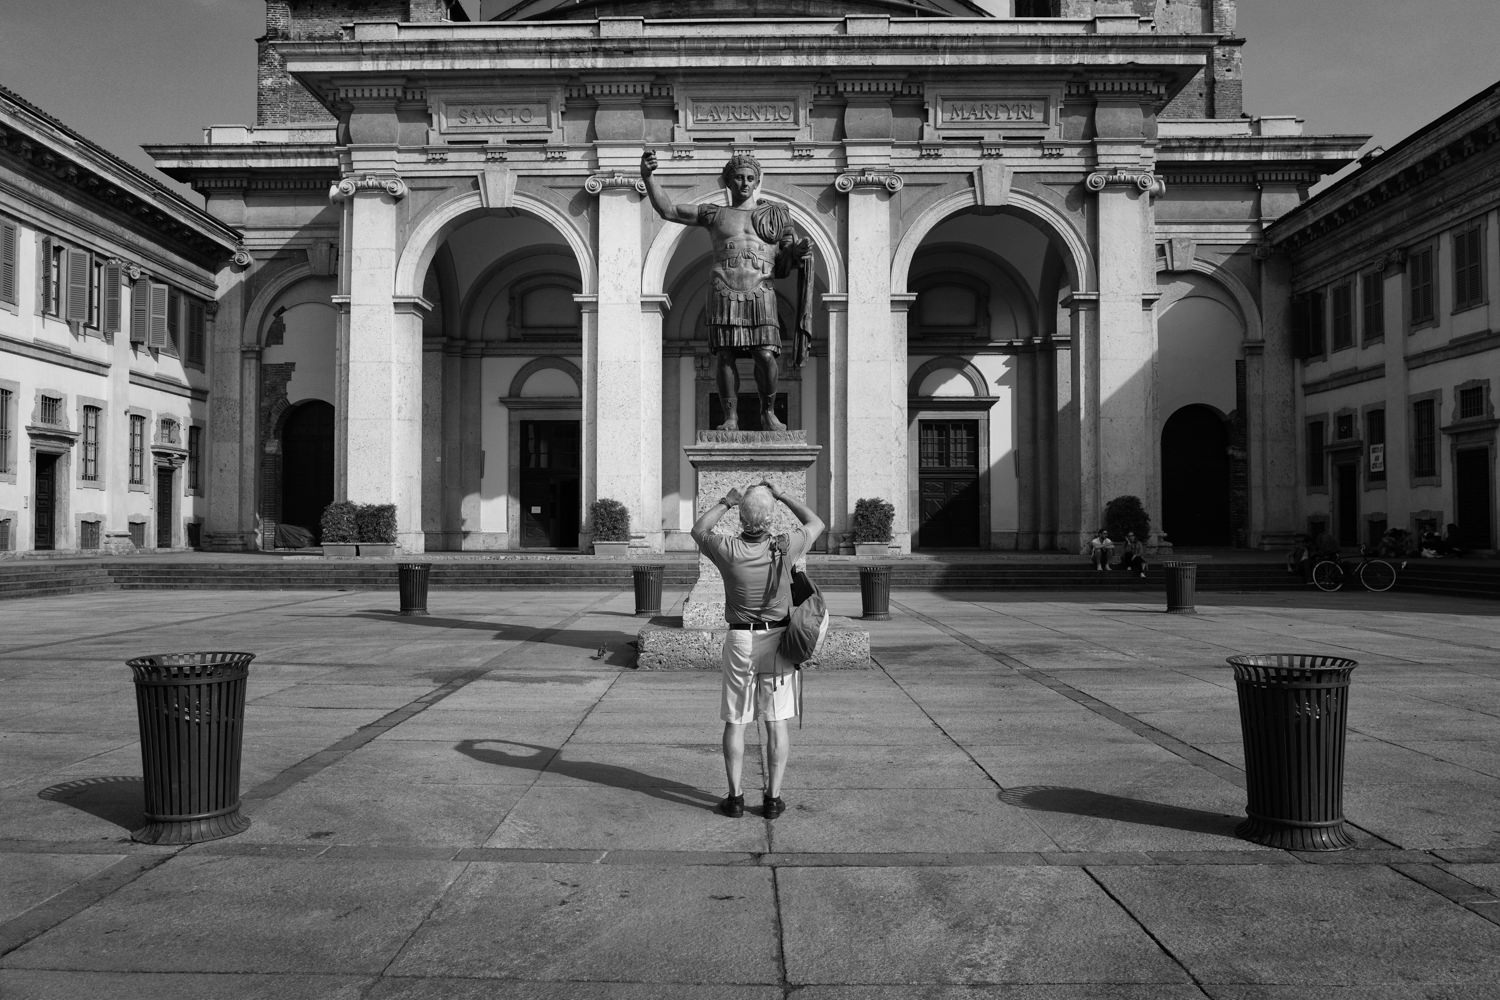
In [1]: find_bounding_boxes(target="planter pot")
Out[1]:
[322,543,359,557]
[853,542,890,558]
[593,540,631,558]
[359,543,397,558]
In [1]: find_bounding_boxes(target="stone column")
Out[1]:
[202,255,256,551]
[586,172,662,550]
[1085,169,1162,537]
[330,172,425,551]
[1060,294,1094,548]
[837,168,907,551]
[1250,247,1300,548]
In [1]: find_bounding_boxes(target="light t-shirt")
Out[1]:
[696,526,813,625]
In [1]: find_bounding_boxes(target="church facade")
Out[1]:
[149,0,1367,555]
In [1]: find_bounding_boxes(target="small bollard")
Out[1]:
[1164,561,1197,614]
[1227,653,1359,851]
[128,652,254,845]
[398,562,430,616]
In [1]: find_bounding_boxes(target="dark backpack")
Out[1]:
[779,565,829,666]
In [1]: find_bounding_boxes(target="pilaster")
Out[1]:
[204,257,256,551]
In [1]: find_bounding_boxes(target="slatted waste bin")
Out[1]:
[1164,561,1197,614]
[859,565,891,621]
[1227,653,1358,851]
[398,562,430,616]
[633,564,665,616]
[128,651,254,845]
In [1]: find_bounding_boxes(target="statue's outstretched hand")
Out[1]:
[641,150,658,177]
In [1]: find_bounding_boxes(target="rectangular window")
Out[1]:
[128,522,145,548]
[0,518,10,551]
[102,260,122,336]
[1459,385,1485,420]
[1306,419,1326,488]
[1300,291,1326,357]
[82,405,101,483]
[80,521,101,550]
[0,219,17,305]
[1409,244,1436,326]
[130,278,149,344]
[1360,271,1384,344]
[129,414,146,485]
[185,297,206,365]
[65,247,90,325]
[40,395,61,425]
[1412,398,1437,478]
[1366,409,1386,483]
[188,425,202,491]
[1453,222,1485,311]
[0,387,11,475]
[148,283,169,350]
[1330,282,1353,351]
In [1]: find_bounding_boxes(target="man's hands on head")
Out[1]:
[757,480,781,502]
[722,487,743,508]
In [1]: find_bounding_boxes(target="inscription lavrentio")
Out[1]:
[688,100,800,129]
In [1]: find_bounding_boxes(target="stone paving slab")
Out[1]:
[3,587,1500,997]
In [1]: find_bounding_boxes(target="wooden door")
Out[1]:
[917,420,980,548]
[519,420,581,548]
[33,454,56,550]
[156,466,175,548]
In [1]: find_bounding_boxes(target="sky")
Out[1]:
[0,0,1496,203]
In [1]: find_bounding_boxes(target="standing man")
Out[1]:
[691,482,825,818]
[641,149,814,431]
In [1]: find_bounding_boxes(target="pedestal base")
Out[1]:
[636,616,872,670]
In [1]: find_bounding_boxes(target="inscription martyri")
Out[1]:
[936,96,1049,128]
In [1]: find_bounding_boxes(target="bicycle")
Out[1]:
[1310,546,1404,593]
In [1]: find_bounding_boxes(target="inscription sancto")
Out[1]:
[439,97,554,134]
[937,96,1048,128]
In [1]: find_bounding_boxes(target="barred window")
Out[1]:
[80,521,101,549]
[81,405,101,482]
[1459,385,1485,420]
[40,395,62,425]
[1412,399,1438,478]
[1361,270,1384,344]
[129,414,146,485]
[128,522,145,547]
[0,387,12,475]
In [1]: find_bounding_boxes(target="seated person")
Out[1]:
[1116,531,1147,578]
[1287,533,1312,580]
[1087,529,1115,571]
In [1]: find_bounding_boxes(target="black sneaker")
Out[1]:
[763,795,786,819]
[718,794,744,818]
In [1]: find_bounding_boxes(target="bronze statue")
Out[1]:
[642,150,814,431]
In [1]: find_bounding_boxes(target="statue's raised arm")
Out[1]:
[638,149,814,432]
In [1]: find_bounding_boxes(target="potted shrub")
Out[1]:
[590,498,631,557]
[851,497,895,557]
[319,500,359,557]
[356,503,398,557]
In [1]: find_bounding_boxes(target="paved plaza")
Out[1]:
[2,581,1499,998]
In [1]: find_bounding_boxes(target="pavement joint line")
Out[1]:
[1080,864,1214,999]
[0,591,354,656]
[0,849,178,959]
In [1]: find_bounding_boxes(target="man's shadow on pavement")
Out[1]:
[1000,785,1241,838]
[455,739,720,812]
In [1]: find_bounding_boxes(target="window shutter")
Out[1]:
[187,298,206,364]
[38,235,52,313]
[129,278,149,344]
[65,248,90,323]
[148,282,169,349]
[0,221,16,304]
[102,261,122,334]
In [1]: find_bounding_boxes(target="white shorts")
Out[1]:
[720,627,797,725]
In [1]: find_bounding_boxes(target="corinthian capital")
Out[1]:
[329,173,409,204]
[834,169,904,194]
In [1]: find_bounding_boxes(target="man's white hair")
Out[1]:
[739,486,775,535]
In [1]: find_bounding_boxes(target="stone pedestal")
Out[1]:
[636,430,871,670]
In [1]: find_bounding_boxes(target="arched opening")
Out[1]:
[280,401,334,543]
[1161,404,1232,546]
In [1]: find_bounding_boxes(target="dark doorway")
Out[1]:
[1332,461,1359,548]
[1161,406,1231,546]
[281,401,335,542]
[519,420,580,548]
[156,466,175,548]
[917,419,980,548]
[1455,447,1493,549]
[33,453,57,550]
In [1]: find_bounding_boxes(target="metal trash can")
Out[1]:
[1227,653,1358,851]
[1164,561,1197,614]
[398,562,430,616]
[859,565,891,621]
[633,564,665,616]
[127,651,254,845]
